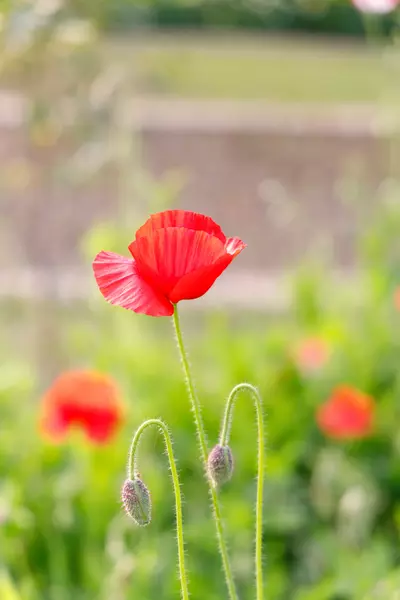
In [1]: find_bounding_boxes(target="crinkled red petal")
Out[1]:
[168,256,231,302]
[130,229,227,297]
[169,237,246,302]
[134,210,226,243]
[92,251,173,317]
[224,236,247,257]
[169,238,246,303]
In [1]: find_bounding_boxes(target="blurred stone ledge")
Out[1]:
[0,267,289,310]
[130,98,398,138]
[0,267,356,311]
[0,90,397,136]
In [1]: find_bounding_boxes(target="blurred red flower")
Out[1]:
[293,337,329,373]
[317,386,375,440]
[93,210,246,317]
[352,0,399,13]
[40,371,123,445]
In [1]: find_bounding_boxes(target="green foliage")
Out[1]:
[5,0,393,37]
[1,193,400,598]
[68,0,395,37]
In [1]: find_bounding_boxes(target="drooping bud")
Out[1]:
[121,478,151,526]
[207,444,234,488]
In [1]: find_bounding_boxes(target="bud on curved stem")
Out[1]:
[220,383,265,600]
[208,444,234,488]
[122,477,151,526]
[126,419,189,600]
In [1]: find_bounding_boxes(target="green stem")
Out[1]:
[220,383,265,600]
[172,305,238,600]
[128,419,189,600]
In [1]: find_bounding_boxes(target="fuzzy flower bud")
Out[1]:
[121,478,151,526]
[207,444,234,488]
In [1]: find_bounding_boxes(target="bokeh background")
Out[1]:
[2,1,400,598]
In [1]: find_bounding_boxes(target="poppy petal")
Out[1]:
[225,237,247,257]
[169,239,246,302]
[134,210,226,243]
[317,402,371,439]
[93,251,173,317]
[83,411,120,444]
[40,411,68,443]
[317,386,374,439]
[130,229,227,296]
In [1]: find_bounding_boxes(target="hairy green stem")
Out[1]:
[128,419,189,600]
[220,383,265,600]
[172,305,238,600]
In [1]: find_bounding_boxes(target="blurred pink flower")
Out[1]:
[352,0,398,13]
[293,337,330,373]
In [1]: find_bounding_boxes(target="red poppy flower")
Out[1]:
[92,210,246,317]
[40,370,124,445]
[293,337,330,373]
[316,385,375,440]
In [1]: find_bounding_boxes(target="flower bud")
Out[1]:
[121,478,151,526]
[207,444,234,488]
